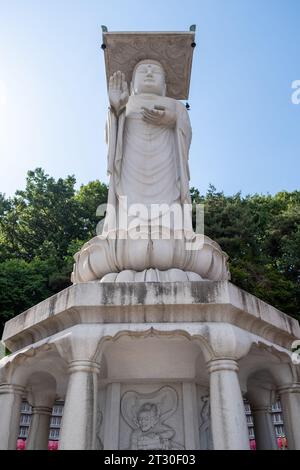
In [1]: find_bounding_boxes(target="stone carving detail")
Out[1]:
[102,32,195,100]
[101,268,201,283]
[199,395,213,450]
[95,407,103,450]
[121,386,184,450]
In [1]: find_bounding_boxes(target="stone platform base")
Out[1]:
[0,281,299,450]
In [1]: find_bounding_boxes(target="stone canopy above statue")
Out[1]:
[101,27,196,100]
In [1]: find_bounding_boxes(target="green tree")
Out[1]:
[0,258,56,334]
[75,180,108,240]
[201,187,300,320]
[0,168,81,262]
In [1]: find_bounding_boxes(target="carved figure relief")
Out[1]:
[95,407,103,450]
[199,395,213,450]
[121,386,184,450]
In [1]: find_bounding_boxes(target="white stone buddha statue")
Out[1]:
[71,60,230,283]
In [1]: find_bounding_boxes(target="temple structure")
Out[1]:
[0,28,299,450]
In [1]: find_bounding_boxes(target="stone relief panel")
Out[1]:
[197,387,213,450]
[95,407,103,450]
[95,387,106,450]
[120,384,185,450]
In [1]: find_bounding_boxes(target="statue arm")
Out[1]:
[106,71,129,178]
[155,423,176,440]
[160,428,175,440]
[175,102,192,204]
[105,106,126,186]
[106,108,117,176]
[177,102,192,149]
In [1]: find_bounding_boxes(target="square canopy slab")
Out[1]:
[101,29,196,100]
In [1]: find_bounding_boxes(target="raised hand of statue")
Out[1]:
[141,105,176,128]
[109,71,129,115]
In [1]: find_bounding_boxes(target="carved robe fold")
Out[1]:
[105,94,192,233]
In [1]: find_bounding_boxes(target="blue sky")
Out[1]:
[0,0,299,197]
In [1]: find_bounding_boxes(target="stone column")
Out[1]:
[52,325,109,449]
[208,358,250,450]
[251,405,277,450]
[103,382,121,450]
[25,372,56,450]
[247,387,277,450]
[59,360,100,450]
[202,323,252,450]
[182,382,200,449]
[278,383,300,450]
[26,405,53,450]
[0,383,25,450]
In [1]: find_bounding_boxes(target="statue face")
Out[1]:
[132,62,166,96]
[137,410,157,431]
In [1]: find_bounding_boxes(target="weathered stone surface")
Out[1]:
[1,302,299,450]
[2,281,299,352]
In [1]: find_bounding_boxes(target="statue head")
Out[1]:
[137,403,159,431]
[131,59,166,96]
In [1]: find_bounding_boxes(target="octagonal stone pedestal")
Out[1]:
[0,281,300,450]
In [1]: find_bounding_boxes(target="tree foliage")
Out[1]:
[0,170,299,336]
[191,185,300,317]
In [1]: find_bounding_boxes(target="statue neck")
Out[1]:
[134,93,162,100]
